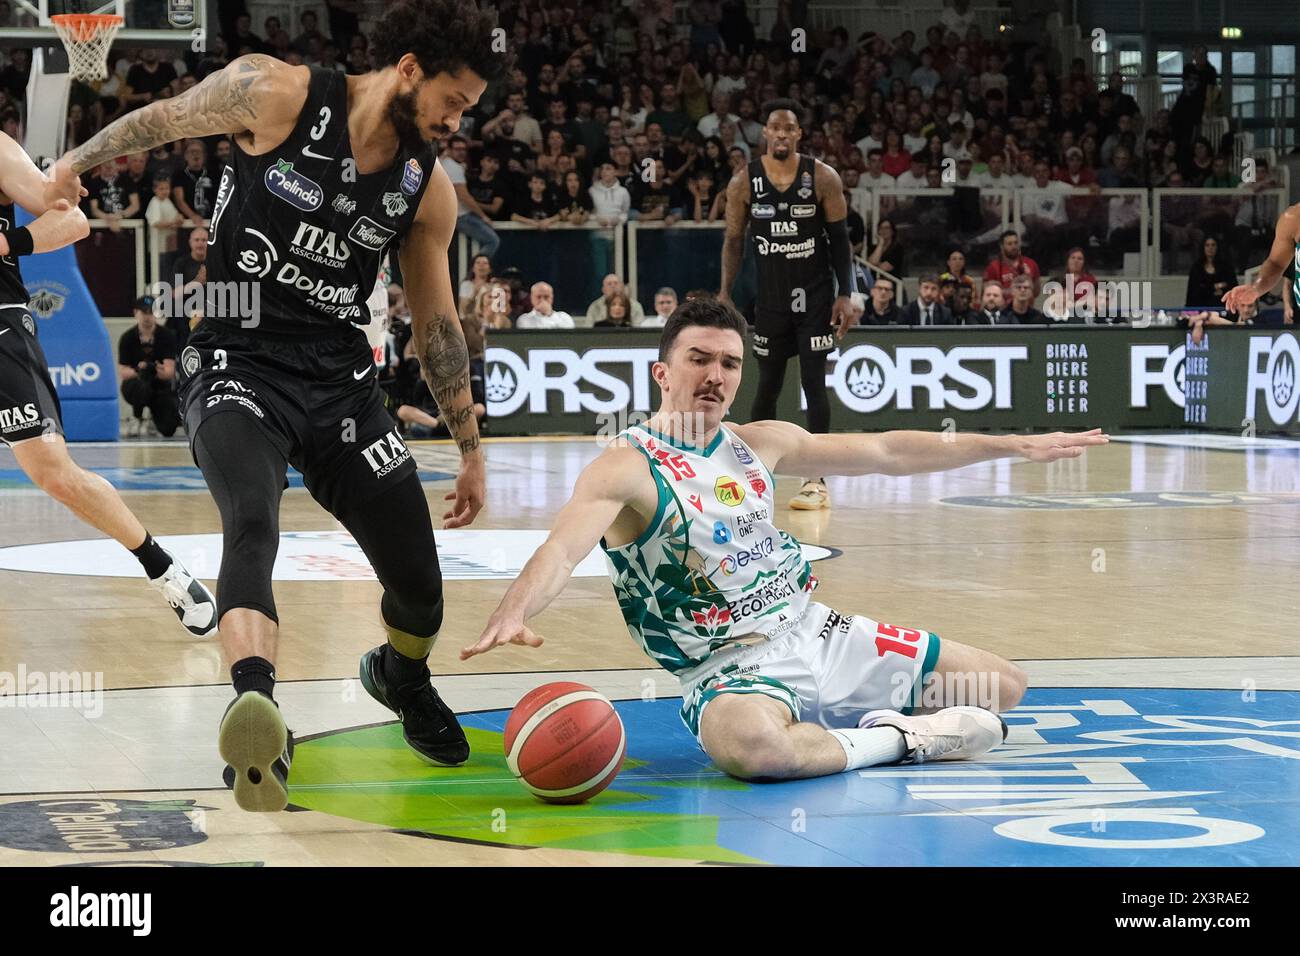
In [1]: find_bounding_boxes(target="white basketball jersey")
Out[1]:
[600,423,818,675]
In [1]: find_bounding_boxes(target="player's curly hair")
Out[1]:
[371,0,514,84]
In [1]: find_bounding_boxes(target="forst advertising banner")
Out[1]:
[1202,328,1300,436]
[482,328,1187,435]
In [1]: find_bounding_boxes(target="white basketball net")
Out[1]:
[50,15,123,82]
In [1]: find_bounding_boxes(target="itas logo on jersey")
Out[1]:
[290,221,351,268]
[348,216,396,251]
[361,429,412,478]
[401,158,424,195]
[771,220,800,236]
[265,159,323,211]
[0,403,39,433]
[715,476,745,507]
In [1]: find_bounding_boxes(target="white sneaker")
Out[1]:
[788,479,829,511]
[148,550,218,637]
[123,417,142,438]
[859,707,1007,763]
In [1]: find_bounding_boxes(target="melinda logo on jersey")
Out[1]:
[264,159,324,211]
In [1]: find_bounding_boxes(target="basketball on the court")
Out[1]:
[503,682,626,804]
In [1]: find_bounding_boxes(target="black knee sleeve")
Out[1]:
[799,351,831,434]
[336,470,445,639]
[750,352,788,422]
[192,412,286,623]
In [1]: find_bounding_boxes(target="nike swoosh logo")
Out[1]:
[302,144,332,160]
[754,191,767,198]
[353,366,373,380]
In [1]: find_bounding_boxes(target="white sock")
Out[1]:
[828,727,907,771]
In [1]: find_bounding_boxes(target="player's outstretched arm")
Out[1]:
[0,198,91,257]
[402,162,485,528]
[461,447,644,660]
[1223,204,1300,312]
[57,55,302,178]
[736,419,1109,477]
[0,131,87,216]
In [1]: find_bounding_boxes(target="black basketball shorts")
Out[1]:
[751,300,836,362]
[0,304,63,446]
[178,322,417,516]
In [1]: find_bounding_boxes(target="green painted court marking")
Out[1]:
[288,723,764,864]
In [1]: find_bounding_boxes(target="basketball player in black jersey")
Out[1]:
[54,0,507,811]
[0,132,217,636]
[719,100,857,511]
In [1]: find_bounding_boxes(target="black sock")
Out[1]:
[382,643,430,690]
[232,657,276,699]
[131,532,173,579]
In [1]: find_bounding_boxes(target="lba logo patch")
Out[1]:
[401,158,424,194]
[715,476,745,507]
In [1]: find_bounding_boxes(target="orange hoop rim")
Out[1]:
[50,13,124,41]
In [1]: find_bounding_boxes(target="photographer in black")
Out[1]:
[117,295,180,438]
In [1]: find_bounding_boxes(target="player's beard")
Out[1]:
[387,89,435,153]
[771,143,792,160]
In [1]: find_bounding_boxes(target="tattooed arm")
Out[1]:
[718,166,750,304]
[54,56,305,182]
[400,160,486,529]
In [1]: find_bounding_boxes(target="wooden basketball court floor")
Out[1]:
[0,432,1296,866]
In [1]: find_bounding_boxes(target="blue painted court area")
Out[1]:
[465,688,1299,866]
[0,466,454,491]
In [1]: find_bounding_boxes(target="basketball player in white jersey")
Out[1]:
[0,132,217,636]
[463,298,1107,780]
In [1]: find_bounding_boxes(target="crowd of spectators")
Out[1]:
[0,1,1290,433]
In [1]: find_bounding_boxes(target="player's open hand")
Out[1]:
[1222,283,1259,314]
[831,295,857,339]
[461,614,544,660]
[443,453,485,529]
[1018,428,1110,462]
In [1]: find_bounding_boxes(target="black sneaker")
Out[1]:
[218,692,293,811]
[358,645,469,766]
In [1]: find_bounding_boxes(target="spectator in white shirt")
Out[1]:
[855,119,887,156]
[636,287,678,328]
[894,153,928,188]
[941,0,978,39]
[860,149,897,189]
[516,283,576,329]
[976,151,1015,190]
[590,162,632,226]
[697,89,739,139]
[1021,159,1071,229]
[442,136,501,257]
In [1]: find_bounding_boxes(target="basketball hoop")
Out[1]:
[50,13,123,82]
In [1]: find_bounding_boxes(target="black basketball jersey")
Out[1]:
[205,66,437,336]
[746,154,832,316]
[0,200,29,306]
